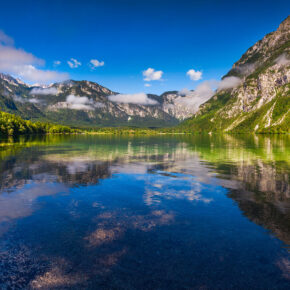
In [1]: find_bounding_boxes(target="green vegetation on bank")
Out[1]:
[0,111,77,137]
[0,109,289,138]
[84,126,207,135]
[84,127,159,135]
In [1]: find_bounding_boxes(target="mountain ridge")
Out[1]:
[0,73,198,127]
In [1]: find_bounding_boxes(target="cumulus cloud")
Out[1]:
[0,31,69,84]
[52,95,105,111]
[143,68,163,81]
[67,58,81,68]
[144,83,151,87]
[66,94,95,110]
[218,76,242,91]
[53,95,104,111]
[53,60,61,67]
[90,59,104,69]
[30,87,58,95]
[175,81,216,112]
[275,53,290,66]
[186,69,202,81]
[16,65,68,84]
[108,93,158,105]
[0,45,43,67]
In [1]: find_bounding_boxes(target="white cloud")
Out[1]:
[90,59,104,69]
[67,58,81,68]
[175,76,241,112]
[30,87,58,95]
[66,94,95,110]
[108,93,158,105]
[175,75,241,112]
[15,65,68,84]
[186,69,202,81]
[0,45,44,67]
[52,95,105,111]
[28,98,41,104]
[178,88,193,96]
[275,53,290,66]
[0,32,69,84]
[144,83,151,87]
[143,68,163,81]
[12,95,25,103]
[12,95,42,104]
[218,76,242,91]
[53,60,61,67]
[234,63,256,76]
[176,81,216,112]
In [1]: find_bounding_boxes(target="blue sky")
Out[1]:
[0,0,289,94]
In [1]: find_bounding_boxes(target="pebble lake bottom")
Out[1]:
[0,134,289,289]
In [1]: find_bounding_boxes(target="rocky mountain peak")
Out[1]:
[277,15,290,32]
[0,73,25,87]
[225,16,289,80]
[181,16,290,133]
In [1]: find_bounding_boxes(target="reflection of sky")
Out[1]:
[143,172,213,206]
[0,183,68,222]
[0,144,215,228]
[0,137,288,228]
[0,136,289,288]
[0,183,68,237]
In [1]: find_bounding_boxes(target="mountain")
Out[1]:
[180,16,290,133]
[0,73,46,120]
[0,74,196,128]
[1,17,289,131]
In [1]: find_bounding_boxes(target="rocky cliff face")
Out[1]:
[182,16,290,133]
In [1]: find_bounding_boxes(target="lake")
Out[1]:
[0,134,289,289]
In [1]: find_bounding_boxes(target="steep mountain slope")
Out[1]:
[0,75,195,127]
[181,16,290,133]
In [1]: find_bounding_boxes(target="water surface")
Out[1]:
[0,134,289,289]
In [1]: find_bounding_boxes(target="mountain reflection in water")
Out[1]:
[0,134,289,289]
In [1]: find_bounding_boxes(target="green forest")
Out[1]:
[0,111,77,137]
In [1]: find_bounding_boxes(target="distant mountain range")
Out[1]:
[0,16,289,131]
[0,73,198,128]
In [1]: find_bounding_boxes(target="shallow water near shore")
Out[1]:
[0,134,289,289]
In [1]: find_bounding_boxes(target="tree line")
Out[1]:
[0,111,77,137]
